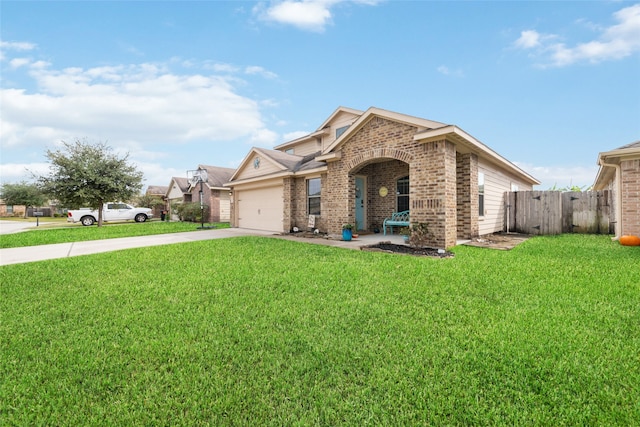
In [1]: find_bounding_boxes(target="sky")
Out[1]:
[1,0,639,191]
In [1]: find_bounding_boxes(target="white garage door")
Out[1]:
[237,185,284,232]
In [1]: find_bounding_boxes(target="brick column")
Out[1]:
[411,140,458,248]
[621,159,640,236]
[325,162,351,236]
[282,177,294,232]
[456,153,478,239]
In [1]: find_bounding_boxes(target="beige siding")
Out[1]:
[219,191,231,222]
[166,182,185,200]
[320,111,360,151]
[478,158,534,236]
[283,140,321,156]
[235,155,283,180]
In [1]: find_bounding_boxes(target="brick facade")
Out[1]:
[322,116,464,248]
[187,187,225,222]
[228,107,537,247]
[456,153,479,239]
[621,159,640,236]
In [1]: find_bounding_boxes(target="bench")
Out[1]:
[383,210,410,235]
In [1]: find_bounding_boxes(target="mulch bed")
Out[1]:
[361,242,454,258]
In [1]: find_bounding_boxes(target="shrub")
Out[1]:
[173,202,210,223]
[408,222,431,247]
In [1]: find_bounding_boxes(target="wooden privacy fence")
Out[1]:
[505,190,613,235]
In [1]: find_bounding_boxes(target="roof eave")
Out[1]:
[224,171,294,187]
[274,128,330,150]
[414,125,541,186]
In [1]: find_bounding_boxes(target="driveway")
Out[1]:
[0,220,52,235]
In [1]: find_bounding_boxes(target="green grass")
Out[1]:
[0,221,229,248]
[1,234,638,425]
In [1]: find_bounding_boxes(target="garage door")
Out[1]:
[237,185,284,232]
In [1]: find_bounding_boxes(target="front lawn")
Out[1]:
[0,221,229,248]
[1,234,638,425]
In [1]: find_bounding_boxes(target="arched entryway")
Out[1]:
[348,152,412,233]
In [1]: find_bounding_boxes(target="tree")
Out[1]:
[135,193,165,210]
[0,181,47,218]
[38,139,144,226]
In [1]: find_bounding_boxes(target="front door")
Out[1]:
[355,176,366,231]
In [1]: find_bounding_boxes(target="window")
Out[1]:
[397,176,409,212]
[285,148,294,154]
[336,125,350,139]
[511,183,519,192]
[7,205,13,214]
[478,172,485,216]
[307,178,321,215]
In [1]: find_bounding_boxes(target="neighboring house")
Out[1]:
[226,106,539,248]
[593,141,640,238]
[167,165,235,223]
[145,185,169,218]
[0,201,26,217]
[165,177,191,221]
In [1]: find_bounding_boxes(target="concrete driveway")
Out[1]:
[0,226,406,266]
[0,220,53,234]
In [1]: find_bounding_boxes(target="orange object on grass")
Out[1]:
[619,235,640,246]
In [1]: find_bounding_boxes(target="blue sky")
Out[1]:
[1,1,639,191]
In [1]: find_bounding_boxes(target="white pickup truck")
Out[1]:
[67,203,153,226]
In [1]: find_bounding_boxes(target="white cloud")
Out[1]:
[0,48,284,186]
[0,59,275,150]
[0,162,50,183]
[0,41,35,62]
[245,65,278,79]
[514,162,599,190]
[0,41,36,51]
[254,0,379,32]
[437,65,464,78]
[514,30,543,49]
[283,130,309,141]
[260,1,334,32]
[514,3,640,67]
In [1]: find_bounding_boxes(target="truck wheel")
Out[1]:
[135,213,147,223]
[81,216,95,226]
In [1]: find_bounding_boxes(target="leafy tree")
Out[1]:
[38,139,144,226]
[0,181,47,218]
[135,193,165,210]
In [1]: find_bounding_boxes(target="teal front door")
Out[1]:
[355,176,366,231]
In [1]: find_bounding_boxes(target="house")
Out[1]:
[593,141,640,238]
[165,177,191,221]
[0,201,26,217]
[167,165,235,223]
[145,185,169,218]
[226,106,539,248]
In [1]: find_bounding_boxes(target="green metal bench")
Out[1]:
[383,210,410,235]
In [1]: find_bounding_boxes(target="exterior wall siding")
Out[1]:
[235,155,282,180]
[478,159,534,236]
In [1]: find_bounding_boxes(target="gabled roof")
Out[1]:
[146,185,168,196]
[228,147,326,185]
[316,106,364,131]
[413,125,540,186]
[322,107,447,154]
[169,177,190,193]
[593,140,640,189]
[197,164,236,189]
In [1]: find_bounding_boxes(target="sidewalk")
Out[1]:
[0,228,405,266]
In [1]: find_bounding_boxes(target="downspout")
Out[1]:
[599,159,622,240]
